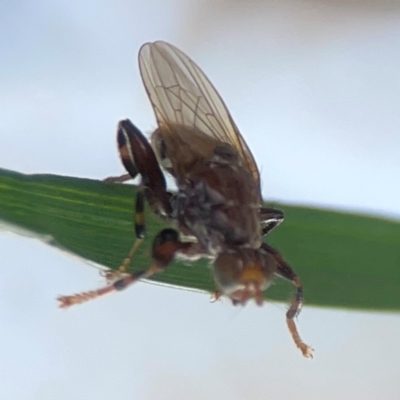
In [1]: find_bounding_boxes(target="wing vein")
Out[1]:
[138,41,261,197]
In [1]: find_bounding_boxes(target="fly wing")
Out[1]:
[138,41,260,193]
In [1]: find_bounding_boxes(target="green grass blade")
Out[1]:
[0,167,399,311]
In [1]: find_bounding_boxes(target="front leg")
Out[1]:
[105,119,174,217]
[117,119,172,216]
[104,187,148,283]
[58,229,192,308]
[102,120,175,282]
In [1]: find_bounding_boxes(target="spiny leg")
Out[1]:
[102,188,147,282]
[106,119,172,215]
[285,276,314,358]
[117,187,147,273]
[102,119,172,282]
[262,243,313,358]
[118,119,171,212]
[58,229,189,308]
[58,269,153,308]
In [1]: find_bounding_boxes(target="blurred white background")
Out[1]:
[0,1,399,399]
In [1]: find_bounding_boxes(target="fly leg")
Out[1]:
[115,119,172,217]
[104,119,172,216]
[102,187,147,282]
[103,173,132,183]
[262,243,313,358]
[102,119,174,281]
[260,207,284,236]
[58,229,192,308]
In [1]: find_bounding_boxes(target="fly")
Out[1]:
[58,41,313,358]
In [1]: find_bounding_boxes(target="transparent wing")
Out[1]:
[138,41,260,191]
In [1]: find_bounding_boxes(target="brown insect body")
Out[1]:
[154,125,261,252]
[58,41,313,358]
